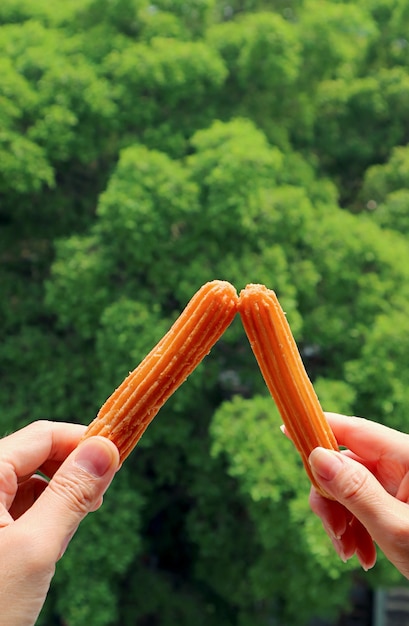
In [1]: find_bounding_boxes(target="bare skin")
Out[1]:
[308,412,409,576]
[0,421,119,626]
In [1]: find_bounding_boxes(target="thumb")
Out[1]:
[309,447,404,547]
[21,436,119,561]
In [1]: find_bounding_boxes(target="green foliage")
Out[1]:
[313,67,409,196]
[188,118,283,240]
[45,235,112,340]
[346,311,409,429]
[314,378,357,416]
[80,0,146,37]
[296,211,409,372]
[3,0,409,623]
[361,144,409,200]
[207,12,301,146]
[95,144,199,285]
[103,36,227,154]
[0,0,86,25]
[0,130,54,193]
[371,189,409,234]
[153,0,217,36]
[298,1,378,82]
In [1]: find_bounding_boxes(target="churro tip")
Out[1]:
[200,280,239,302]
[239,283,276,299]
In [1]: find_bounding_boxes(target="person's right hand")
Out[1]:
[308,413,409,577]
[0,420,119,626]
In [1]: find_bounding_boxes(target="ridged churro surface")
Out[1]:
[83,280,238,462]
[239,283,338,496]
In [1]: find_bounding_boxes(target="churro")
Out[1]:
[83,280,238,462]
[239,283,338,497]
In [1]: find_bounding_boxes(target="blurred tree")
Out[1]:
[359,144,409,233]
[206,12,302,147]
[297,1,378,84]
[312,68,409,202]
[102,36,227,155]
[345,311,409,431]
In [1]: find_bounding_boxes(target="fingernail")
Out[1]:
[322,521,341,541]
[309,448,344,482]
[331,537,347,563]
[357,555,369,572]
[74,438,116,477]
[280,425,293,442]
[356,549,375,572]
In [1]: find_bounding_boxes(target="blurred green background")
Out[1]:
[1,0,409,623]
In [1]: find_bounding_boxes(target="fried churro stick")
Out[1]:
[239,283,338,497]
[83,280,238,462]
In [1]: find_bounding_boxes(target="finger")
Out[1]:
[17,436,119,563]
[283,416,392,481]
[351,516,377,571]
[36,459,74,481]
[9,475,49,520]
[332,514,374,566]
[280,424,291,440]
[324,413,409,464]
[309,447,409,568]
[309,450,377,569]
[0,503,13,527]
[309,487,359,562]
[337,514,358,561]
[0,421,86,481]
[309,487,349,539]
[310,488,377,569]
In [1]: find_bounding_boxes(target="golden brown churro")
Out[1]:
[83,280,238,462]
[239,283,338,497]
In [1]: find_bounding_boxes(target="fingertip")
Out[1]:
[74,437,120,478]
[352,516,377,571]
[309,447,344,483]
[280,424,294,443]
[309,485,350,540]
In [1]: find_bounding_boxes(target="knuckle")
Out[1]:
[25,420,53,436]
[0,460,17,495]
[48,472,96,515]
[338,467,372,505]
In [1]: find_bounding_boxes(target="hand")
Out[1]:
[0,420,119,626]
[308,412,409,577]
